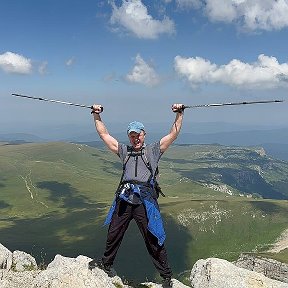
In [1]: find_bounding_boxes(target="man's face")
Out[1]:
[128,131,145,150]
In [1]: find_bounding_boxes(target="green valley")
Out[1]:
[0,141,287,284]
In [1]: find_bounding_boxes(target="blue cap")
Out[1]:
[127,121,145,134]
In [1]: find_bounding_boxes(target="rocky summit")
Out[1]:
[1,243,287,288]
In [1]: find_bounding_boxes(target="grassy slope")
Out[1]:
[0,142,287,284]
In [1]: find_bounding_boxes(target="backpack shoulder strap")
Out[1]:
[116,145,132,194]
[142,146,165,197]
[141,146,154,175]
[142,146,159,176]
[123,146,133,168]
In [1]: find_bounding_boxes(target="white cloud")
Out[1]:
[176,0,202,9]
[204,0,238,23]
[126,54,160,86]
[176,0,288,31]
[110,0,175,39]
[0,51,32,74]
[103,72,119,82]
[38,61,48,75]
[66,57,75,66]
[174,54,288,88]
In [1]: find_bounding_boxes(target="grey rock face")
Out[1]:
[0,243,12,270]
[0,269,39,288]
[2,243,288,288]
[0,253,129,288]
[33,254,127,288]
[190,258,288,288]
[235,254,288,284]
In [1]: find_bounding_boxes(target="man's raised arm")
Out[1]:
[160,104,184,153]
[92,104,119,154]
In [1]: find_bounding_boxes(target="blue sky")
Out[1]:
[1,0,288,138]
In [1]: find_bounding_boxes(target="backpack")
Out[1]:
[117,145,165,198]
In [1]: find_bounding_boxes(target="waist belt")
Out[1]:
[118,182,143,205]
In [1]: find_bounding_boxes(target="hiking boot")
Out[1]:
[162,277,173,288]
[88,258,116,277]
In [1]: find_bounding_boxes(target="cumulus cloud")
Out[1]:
[176,0,288,31]
[0,51,32,74]
[174,54,288,88]
[126,54,160,86]
[110,0,175,39]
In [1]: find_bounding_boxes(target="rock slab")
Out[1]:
[190,258,288,288]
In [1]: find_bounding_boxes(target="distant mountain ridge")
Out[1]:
[0,133,43,142]
[2,121,288,142]
[177,128,288,146]
[2,126,288,161]
[2,127,288,145]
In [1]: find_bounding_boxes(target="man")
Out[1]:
[88,103,184,288]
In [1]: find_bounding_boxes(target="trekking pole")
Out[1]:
[182,99,284,110]
[11,93,103,113]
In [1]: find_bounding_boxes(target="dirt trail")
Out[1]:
[268,228,288,253]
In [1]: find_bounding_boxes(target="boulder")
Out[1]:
[32,254,127,288]
[190,258,288,288]
[12,250,37,272]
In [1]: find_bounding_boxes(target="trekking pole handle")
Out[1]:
[90,105,104,114]
[172,104,185,113]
